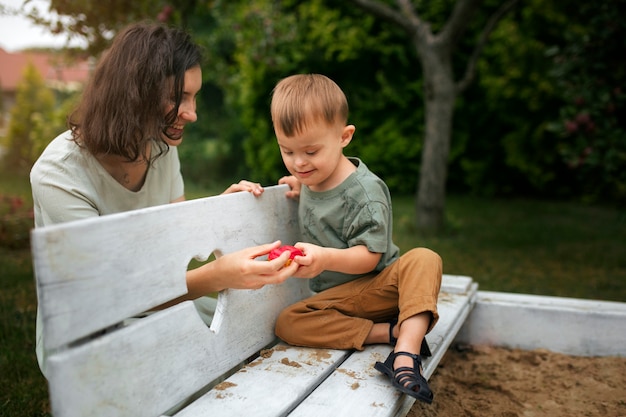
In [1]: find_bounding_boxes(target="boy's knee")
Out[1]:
[407,247,442,268]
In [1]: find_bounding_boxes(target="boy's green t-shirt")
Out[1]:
[299,157,399,292]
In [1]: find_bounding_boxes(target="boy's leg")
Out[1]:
[375,248,442,403]
[275,247,442,350]
[274,275,387,350]
[395,248,442,331]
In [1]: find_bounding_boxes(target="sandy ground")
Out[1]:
[408,344,626,417]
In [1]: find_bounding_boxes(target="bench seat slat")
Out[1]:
[174,345,351,417]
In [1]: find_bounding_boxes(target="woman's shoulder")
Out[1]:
[33,130,80,164]
[31,130,92,183]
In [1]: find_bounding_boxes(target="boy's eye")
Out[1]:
[306,151,317,156]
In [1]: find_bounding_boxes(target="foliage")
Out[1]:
[0,195,33,249]
[1,62,78,174]
[21,0,626,203]
[182,0,626,202]
[198,0,424,191]
[446,0,563,197]
[31,0,167,55]
[0,174,33,250]
[2,63,53,172]
[545,0,626,203]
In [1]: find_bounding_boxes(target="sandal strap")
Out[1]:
[392,353,429,394]
[374,350,433,404]
[394,351,421,367]
[392,352,423,383]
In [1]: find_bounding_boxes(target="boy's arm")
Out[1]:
[292,243,381,278]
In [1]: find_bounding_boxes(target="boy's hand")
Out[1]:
[289,242,326,278]
[292,244,381,278]
[279,175,301,200]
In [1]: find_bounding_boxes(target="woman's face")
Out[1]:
[162,65,202,146]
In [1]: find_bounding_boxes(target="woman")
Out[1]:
[30,22,298,376]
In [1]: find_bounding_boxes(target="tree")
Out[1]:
[2,63,59,172]
[344,0,520,233]
[27,0,157,54]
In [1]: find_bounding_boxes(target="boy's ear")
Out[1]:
[340,125,356,147]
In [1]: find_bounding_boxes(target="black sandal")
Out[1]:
[374,350,433,404]
[387,319,432,358]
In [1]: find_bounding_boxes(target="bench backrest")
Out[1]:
[31,185,310,417]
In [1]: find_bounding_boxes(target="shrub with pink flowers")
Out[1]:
[546,1,626,202]
[0,195,34,249]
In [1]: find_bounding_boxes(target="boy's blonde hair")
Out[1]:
[271,74,348,137]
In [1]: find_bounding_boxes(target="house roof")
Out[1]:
[0,47,90,92]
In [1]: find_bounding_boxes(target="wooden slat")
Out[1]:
[48,303,212,417]
[31,185,299,352]
[47,275,312,417]
[174,345,351,417]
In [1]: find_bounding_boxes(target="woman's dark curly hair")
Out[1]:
[69,22,202,162]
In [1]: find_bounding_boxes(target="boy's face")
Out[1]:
[275,119,355,192]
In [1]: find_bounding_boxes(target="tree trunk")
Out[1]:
[415,42,456,233]
[344,0,515,234]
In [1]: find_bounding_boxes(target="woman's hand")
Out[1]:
[185,241,301,296]
[279,175,301,200]
[222,180,264,197]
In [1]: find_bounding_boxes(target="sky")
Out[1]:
[0,0,85,51]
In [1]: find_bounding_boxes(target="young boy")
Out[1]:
[270,74,442,404]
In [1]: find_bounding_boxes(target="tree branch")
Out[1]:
[455,0,521,93]
[345,0,416,34]
[396,0,422,28]
[439,0,484,45]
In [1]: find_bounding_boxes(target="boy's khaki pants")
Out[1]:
[275,247,442,350]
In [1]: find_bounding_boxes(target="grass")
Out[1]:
[1,173,625,416]
[1,247,46,416]
[393,196,626,301]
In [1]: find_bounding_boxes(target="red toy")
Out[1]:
[268,245,303,266]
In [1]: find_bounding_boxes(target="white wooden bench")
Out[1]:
[31,184,477,417]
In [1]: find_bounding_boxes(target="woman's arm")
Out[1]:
[158,240,300,308]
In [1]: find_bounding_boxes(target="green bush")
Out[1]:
[0,195,33,249]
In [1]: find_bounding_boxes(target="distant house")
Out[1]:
[0,47,91,135]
